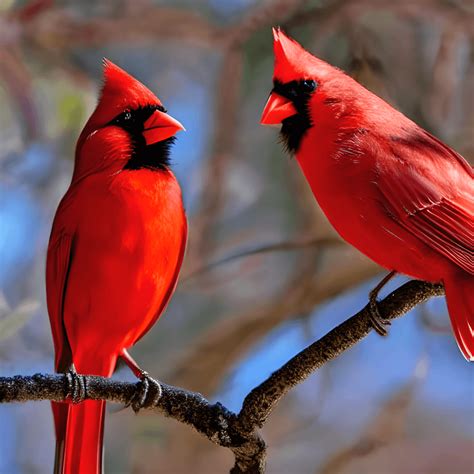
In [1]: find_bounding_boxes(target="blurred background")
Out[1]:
[0,0,473,473]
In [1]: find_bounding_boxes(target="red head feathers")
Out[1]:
[271,27,338,84]
[78,59,184,150]
[261,28,348,128]
[93,59,165,125]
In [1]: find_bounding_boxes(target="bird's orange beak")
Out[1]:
[142,110,185,145]
[260,93,297,125]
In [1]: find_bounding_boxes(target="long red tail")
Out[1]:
[52,399,106,474]
[52,401,68,472]
[444,272,474,361]
[52,352,115,474]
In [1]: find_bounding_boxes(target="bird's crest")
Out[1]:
[272,27,336,83]
[86,59,163,128]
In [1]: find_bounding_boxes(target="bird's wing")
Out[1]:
[46,227,75,372]
[375,129,474,275]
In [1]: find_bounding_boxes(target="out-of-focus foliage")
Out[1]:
[0,1,472,473]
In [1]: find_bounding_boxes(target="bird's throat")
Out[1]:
[124,136,175,171]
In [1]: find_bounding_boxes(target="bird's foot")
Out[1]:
[368,294,391,336]
[65,367,87,404]
[129,371,162,413]
[366,271,397,336]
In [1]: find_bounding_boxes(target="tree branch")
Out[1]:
[0,280,444,473]
[236,280,443,432]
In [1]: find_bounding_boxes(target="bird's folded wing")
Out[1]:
[376,130,474,275]
[46,231,74,371]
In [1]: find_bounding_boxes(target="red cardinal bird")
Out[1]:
[46,60,187,473]
[261,28,473,361]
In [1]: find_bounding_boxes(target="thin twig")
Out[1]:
[182,236,341,281]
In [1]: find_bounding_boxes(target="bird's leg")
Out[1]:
[368,271,397,336]
[65,363,87,404]
[120,349,162,412]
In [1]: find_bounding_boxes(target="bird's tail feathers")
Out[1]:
[444,272,474,361]
[53,399,106,474]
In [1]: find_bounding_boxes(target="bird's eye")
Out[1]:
[113,110,133,125]
[301,80,317,92]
